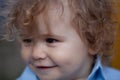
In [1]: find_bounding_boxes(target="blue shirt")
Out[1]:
[17,57,120,80]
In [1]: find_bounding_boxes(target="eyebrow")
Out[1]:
[40,33,65,39]
[19,31,66,40]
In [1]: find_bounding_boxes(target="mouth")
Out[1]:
[36,65,58,70]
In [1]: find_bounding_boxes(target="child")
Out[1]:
[5,0,120,80]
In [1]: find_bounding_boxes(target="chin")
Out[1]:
[37,74,68,80]
[38,76,60,80]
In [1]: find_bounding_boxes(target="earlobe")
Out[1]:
[88,48,97,55]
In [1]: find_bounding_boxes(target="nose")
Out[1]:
[32,43,47,60]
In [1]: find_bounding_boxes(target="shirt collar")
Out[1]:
[87,56,106,80]
[17,67,38,80]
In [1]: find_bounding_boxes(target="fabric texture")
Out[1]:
[17,57,120,80]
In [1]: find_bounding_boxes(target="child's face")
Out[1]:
[21,1,93,80]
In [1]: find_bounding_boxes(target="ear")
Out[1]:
[88,48,98,55]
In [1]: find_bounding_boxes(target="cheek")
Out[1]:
[21,46,31,63]
[50,48,79,67]
[51,43,89,67]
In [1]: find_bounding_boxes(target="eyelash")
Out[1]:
[45,38,59,43]
[22,38,33,47]
[22,38,33,43]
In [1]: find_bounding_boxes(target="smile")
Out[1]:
[36,65,58,70]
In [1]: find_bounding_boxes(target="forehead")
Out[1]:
[32,0,73,36]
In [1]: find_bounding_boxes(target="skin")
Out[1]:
[20,1,94,80]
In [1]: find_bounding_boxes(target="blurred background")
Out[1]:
[0,0,120,80]
[0,0,25,80]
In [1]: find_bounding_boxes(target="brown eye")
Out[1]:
[46,38,59,43]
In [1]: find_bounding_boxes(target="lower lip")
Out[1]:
[36,66,57,70]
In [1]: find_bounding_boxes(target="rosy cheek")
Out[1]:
[63,60,72,66]
[57,58,72,67]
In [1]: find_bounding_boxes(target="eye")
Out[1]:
[46,38,59,43]
[22,38,33,44]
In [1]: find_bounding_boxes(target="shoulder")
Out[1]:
[102,66,120,80]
